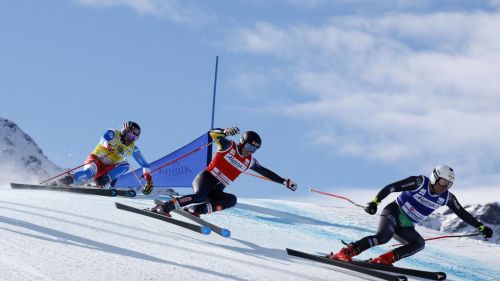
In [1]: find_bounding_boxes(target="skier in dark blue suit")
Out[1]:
[327,165,493,265]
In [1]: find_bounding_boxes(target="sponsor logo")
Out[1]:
[210,168,231,186]
[402,203,423,223]
[419,189,426,195]
[416,177,423,186]
[437,197,445,204]
[402,182,415,188]
[414,194,442,209]
[224,154,248,172]
[159,162,193,176]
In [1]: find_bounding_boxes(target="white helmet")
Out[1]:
[430,165,455,189]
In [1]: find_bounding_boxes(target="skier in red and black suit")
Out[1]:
[158,127,297,216]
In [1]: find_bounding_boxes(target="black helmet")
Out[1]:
[239,131,261,152]
[121,121,141,141]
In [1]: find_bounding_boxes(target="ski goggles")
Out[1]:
[243,142,260,153]
[125,131,139,141]
[437,178,453,189]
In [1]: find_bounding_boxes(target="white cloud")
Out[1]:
[225,11,500,179]
[74,0,210,24]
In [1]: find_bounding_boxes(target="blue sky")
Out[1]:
[1,0,500,201]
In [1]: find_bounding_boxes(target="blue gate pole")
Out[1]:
[210,56,219,129]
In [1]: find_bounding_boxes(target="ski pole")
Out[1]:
[147,141,215,175]
[124,160,145,189]
[39,151,114,185]
[309,188,365,209]
[389,233,483,247]
[243,172,271,181]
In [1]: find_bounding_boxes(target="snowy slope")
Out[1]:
[0,184,499,281]
[0,118,62,184]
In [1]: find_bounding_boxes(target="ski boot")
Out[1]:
[94,174,112,188]
[183,206,201,218]
[326,243,358,262]
[57,174,75,186]
[369,251,396,266]
[152,198,180,217]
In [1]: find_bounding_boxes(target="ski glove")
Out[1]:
[224,127,240,136]
[142,172,153,195]
[478,224,493,238]
[364,197,380,215]
[283,179,298,191]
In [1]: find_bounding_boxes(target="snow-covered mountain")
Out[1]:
[0,117,62,184]
[421,202,500,244]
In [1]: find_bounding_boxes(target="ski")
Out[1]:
[115,189,137,197]
[173,209,231,238]
[154,198,231,238]
[11,182,117,197]
[286,248,407,281]
[11,183,136,197]
[351,260,446,280]
[114,202,211,235]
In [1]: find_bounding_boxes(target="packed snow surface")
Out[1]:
[0,185,499,281]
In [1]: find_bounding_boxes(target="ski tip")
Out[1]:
[220,229,231,238]
[201,226,211,235]
[128,190,137,197]
[437,272,447,280]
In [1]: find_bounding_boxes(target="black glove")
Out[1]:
[283,179,297,191]
[224,127,240,136]
[364,201,378,215]
[478,224,493,238]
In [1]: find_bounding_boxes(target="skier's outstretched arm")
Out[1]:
[209,127,236,151]
[365,175,423,215]
[250,159,297,191]
[447,192,493,238]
